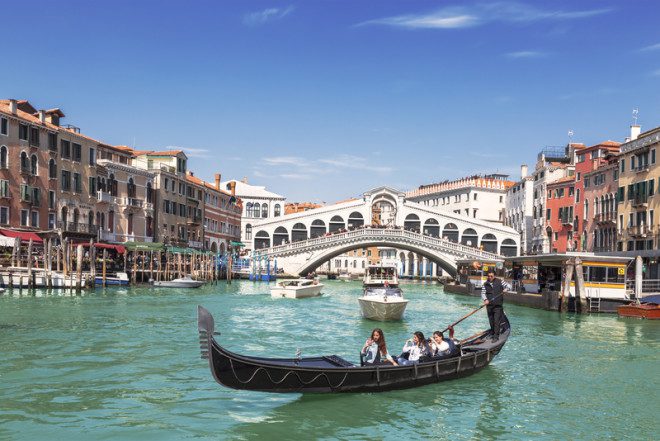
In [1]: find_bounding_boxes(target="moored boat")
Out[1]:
[95,272,129,286]
[270,279,323,299]
[197,305,510,393]
[617,294,660,319]
[152,275,205,288]
[359,265,408,321]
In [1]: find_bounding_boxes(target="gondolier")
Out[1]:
[481,271,511,342]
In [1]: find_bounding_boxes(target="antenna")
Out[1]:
[567,130,574,145]
[632,108,639,125]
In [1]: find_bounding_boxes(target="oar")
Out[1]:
[440,292,504,334]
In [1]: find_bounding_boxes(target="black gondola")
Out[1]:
[197,305,510,393]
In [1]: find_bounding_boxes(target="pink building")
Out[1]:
[583,156,620,252]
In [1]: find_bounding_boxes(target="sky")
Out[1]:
[3,0,660,203]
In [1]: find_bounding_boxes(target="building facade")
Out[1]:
[616,125,659,277]
[504,165,534,254]
[406,174,513,223]
[583,159,619,252]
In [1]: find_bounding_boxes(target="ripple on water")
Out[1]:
[0,281,658,440]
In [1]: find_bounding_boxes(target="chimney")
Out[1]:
[521,164,528,179]
[38,110,46,123]
[630,125,641,141]
[215,173,221,190]
[241,176,248,184]
[8,99,17,115]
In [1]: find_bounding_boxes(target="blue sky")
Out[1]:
[3,1,660,202]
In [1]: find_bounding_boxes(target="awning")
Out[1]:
[0,229,43,243]
[73,242,126,254]
[0,235,15,247]
[122,242,164,252]
[230,241,245,247]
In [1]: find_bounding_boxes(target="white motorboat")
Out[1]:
[338,272,355,282]
[151,275,205,288]
[271,279,323,299]
[358,265,408,321]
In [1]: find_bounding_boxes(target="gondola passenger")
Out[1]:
[429,331,455,357]
[361,328,397,366]
[397,331,430,365]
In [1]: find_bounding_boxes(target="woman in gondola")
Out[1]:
[429,331,452,357]
[361,328,397,366]
[397,331,430,365]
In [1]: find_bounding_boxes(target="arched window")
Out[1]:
[273,226,288,245]
[0,146,7,169]
[461,228,478,247]
[310,219,326,238]
[20,152,29,172]
[49,159,57,179]
[254,230,270,249]
[30,154,37,175]
[146,182,153,203]
[274,204,281,217]
[291,223,308,242]
[246,202,253,217]
[245,224,252,240]
[347,212,364,228]
[442,223,459,243]
[329,215,345,233]
[127,177,136,198]
[500,238,518,257]
[261,204,268,218]
[423,218,440,237]
[404,214,421,232]
[253,203,261,218]
[480,233,498,253]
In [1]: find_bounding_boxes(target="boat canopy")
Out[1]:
[640,294,660,305]
[74,242,126,254]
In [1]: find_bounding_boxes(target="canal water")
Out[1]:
[0,280,658,440]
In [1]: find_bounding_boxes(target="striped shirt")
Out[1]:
[481,279,512,301]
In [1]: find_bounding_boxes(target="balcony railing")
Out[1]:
[632,195,648,207]
[144,202,154,211]
[57,221,99,234]
[121,197,143,208]
[594,212,616,224]
[627,224,653,238]
[187,215,202,225]
[634,165,650,174]
[97,191,117,204]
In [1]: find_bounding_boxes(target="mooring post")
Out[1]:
[76,244,83,292]
[102,249,107,287]
[27,239,33,290]
[560,258,574,312]
[574,257,588,313]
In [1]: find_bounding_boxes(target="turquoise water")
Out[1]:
[0,280,658,440]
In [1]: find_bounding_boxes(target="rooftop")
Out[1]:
[220,179,285,200]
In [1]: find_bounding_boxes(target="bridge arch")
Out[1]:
[295,239,460,277]
[404,214,420,232]
[461,228,478,247]
[273,226,288,245]
[480,233,498,253]
[423,218,440,237]
[347,211,364,229]
[443,223,459,243]
[329,215,345,233]
[310,219,326,238]
[291,223,308,242]
[501,238,517,256]
[254,230,270,249]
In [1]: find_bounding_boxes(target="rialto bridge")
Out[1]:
[244,187,519,276]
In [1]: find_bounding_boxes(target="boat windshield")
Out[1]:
[364,288,402,297]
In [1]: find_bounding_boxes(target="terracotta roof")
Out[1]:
[186,173,230,195]
[547,176,575,187]
[144,150,184,156]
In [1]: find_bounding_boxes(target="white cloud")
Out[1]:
[505,50,545,59]
[263,153,394,175]
[164,145,210,158]
[639,43,660,52]
[318,154,393,173]
[243,6,294,26]
[280,173,312,180]
[358,2,612,30]
[263,156,310,167]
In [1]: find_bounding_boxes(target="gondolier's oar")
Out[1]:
[440,293,504,334]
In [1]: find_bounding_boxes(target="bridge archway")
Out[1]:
[501,238,517,256]
[310,219,326,238]
[404,214,420,232]
[273,227,288,245]
[347,212,364,229]
[294,239,460,277]
[329,215,345,233]
[461,228,478,247]
[480,233,498,253]
[443,223,459,243]
[291,223,308,242]
[254,230,270,249]
[423,218,440,237]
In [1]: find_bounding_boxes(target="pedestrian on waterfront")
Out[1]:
[397,331,430,365]
[361,328,397,366]
[481,271,511,342]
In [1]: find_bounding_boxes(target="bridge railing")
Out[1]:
[262,227,504,259]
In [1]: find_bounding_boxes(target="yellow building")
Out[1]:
[617,125,659,277]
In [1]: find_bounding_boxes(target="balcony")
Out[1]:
[627,224,653,238]
[594,212,616,224]
[634,165,650,174]
[20,166,32,175]
[97,190,117,204]
[187,215,202,225]
[632,195,648,208]
[121,197,143,208]
[144,202,154,211]
[560,216,572,227]
[58,222,99,235]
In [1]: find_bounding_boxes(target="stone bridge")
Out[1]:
[244,186,519,276]
[261,227,506,276]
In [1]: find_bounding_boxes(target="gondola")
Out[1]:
[197,305,510,393]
